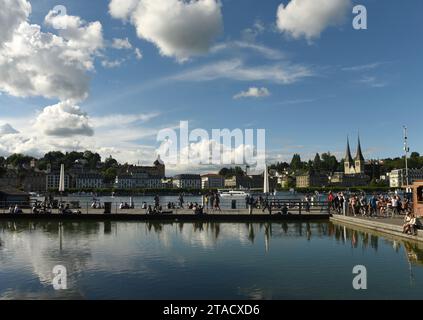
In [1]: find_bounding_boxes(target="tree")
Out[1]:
[321,152,339,173]
[103,167,117,183]
[6,153,33,168]
[290,154,303,171]
[42,151,65,169]
[313,153,322,172]
[105,156,118,169]
[83,151,101,169]
[269,161,290,173]
[0,166,6,178]
[218,167,245,178]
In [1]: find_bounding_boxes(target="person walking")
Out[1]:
[245,195,250,209]
[178,194,184,209]
[248,195,255,215]
[214,193,221,212]
[262,194,272,215]
[209,193,215,212]
[204,193,209,210]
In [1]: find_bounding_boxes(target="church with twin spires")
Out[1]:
[344,136,365,175]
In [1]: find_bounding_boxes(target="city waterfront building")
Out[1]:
[46,172,70,191]
[126,156,165,178]
[329,172,369,187]
[344,136,365,175]
[337,136,371,186]
[173,174,202,189]
[22,171,46,192]
[75,173,104,189]
[115,174,136,189]
[0,188,30,207]
[296,173,329,188]
[225,174,277,190]
[389,168,423,188]
[0,171,19,189]
[201,174,225,189]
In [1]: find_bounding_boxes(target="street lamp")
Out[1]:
[403,126,410,191]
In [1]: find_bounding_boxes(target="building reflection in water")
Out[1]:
[2,220,423,268]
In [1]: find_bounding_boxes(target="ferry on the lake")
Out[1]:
[218,189,250,198]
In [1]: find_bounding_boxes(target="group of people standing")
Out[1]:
[202,193,222,212]
[328,191,411,217]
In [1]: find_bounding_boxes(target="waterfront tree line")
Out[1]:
[1,150,423,192]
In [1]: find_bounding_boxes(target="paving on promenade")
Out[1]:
[330,214,423,242]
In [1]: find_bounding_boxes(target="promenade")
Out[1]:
[330,214,423,242]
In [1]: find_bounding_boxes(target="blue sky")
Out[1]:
[0,0,422,173]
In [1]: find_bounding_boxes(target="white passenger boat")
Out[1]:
[218,189,250,198]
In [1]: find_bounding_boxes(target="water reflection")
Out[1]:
[1,220,423,299]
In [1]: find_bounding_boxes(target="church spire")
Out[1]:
[345,137,353,163]
[355,135,365,161]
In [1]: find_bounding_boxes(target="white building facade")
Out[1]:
[389,168,423,188]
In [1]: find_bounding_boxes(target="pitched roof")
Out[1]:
[345,137,353,163]
[355,136,365,161]
[0,187,29,196]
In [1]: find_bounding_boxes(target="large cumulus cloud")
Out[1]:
[276,0,351,40]
[0,0,104,101]
[33,101,94,137]
[109,0,223,62]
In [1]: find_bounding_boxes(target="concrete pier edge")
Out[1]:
[0,212,330,222]
[330,215,423,242]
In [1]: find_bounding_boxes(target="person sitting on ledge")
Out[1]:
[32,204,39,214]
[194,205,204,215]
[13,204,23,214]
[62,204,72,214]
[403,213,412,233]
[403,213,418,235]
[282,204,289,215]
[409,214,418,236]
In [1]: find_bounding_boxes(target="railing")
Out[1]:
[0,199,330,215]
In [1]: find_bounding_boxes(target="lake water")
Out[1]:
[1,220,422,300]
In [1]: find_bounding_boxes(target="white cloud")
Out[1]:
[357,76,387,88]
[90,112,160,128]
[0,1,104,101]
[108,0,139,20]
[276,0,351,40]
[234,87,270,99]
[0,110,164,166]
[112,37,132,49]
[34,101,94,137]
[0,0,31,45]
[170,59,313,84]
[101,59,125,68]
[134,47,143,60]
[342,62,386,72]
[156,137,265,174]
[241,20,265,42]
[211,41,284,60]
[0,123,19,135]
[109,0,223,62]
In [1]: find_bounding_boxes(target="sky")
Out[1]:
[0,0,422,174]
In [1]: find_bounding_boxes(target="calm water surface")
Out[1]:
[1,220,423,299]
